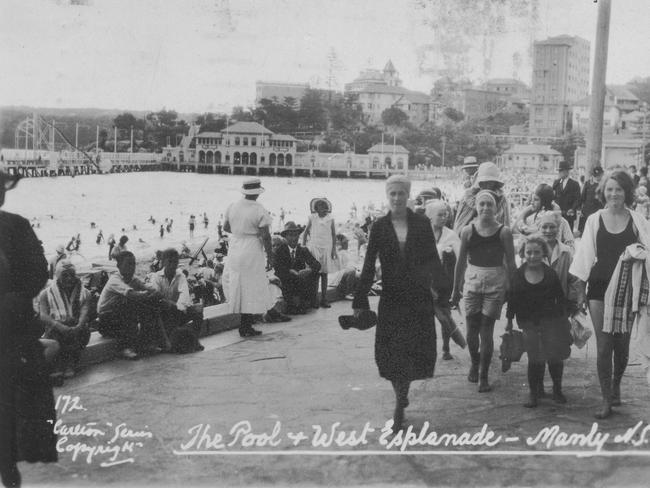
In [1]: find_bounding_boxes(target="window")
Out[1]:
[243,137,248,145]
[251,137,257,146]
[235,137,240,145]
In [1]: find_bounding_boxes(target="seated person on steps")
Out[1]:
[273,221,321,314]
[262,236,292,323]
[149,248,204,352]
[96,251,166,359]
[38,260,91,380]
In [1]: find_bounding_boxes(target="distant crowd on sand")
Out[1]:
[4,157,650,485]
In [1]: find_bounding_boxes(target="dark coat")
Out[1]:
[0,210,57,465]
[274,244,321,303]
[552,177,581,216]
[353,209,442,381]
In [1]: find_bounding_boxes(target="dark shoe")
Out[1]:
[552,390,567,404]
[195,344,205,351]
[524,394,538,408]
[442,351,453,360]
[276,313,292,322]
[319,300,331,308]
[0,463,21,488]
[239,328,262,338]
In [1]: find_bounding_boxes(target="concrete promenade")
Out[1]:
[20,298,650,487]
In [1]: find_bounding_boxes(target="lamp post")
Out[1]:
[643,101,648,168]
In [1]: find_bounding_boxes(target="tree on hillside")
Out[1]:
[298,89,327,132]
[230,106,255,122]
[195,113,227,132]
[551,131,584,165]
[381,107,408,128]
[443,107,465,123]
[627,77,650,105]
[145,109,188,150]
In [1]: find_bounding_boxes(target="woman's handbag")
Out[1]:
[570,311,593,349]
[499,329,525,372]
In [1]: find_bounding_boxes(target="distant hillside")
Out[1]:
[0,106,199,149]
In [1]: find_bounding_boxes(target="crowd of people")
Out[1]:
[4,157,650,484]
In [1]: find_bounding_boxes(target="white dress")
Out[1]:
[306,213,339,273]
[222,199,274,314]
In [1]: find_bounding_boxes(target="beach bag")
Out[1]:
[570,311,593,349]
[499,329,525,372]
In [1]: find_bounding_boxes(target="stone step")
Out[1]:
[79,286,345,367]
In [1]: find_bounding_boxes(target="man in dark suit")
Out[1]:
[552,160,581,231]
[274,221,321,314]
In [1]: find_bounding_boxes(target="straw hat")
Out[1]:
[240,177,265,195]
[310,197,332,214]
[462,156,478,170]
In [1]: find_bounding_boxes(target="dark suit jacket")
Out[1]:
[274,244,321,288]
[353,209,442,310]
[552,177,581,215]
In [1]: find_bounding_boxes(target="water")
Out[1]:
[3,172,465,266]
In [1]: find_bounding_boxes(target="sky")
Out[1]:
[1,0,649,114]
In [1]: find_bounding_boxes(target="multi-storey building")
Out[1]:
[483,78,530,101]
[345,61,432,127]
[170,121,297,168]
[255,81,309,106]
[529,35,590,136]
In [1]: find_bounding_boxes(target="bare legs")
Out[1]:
[319,273,330,308]
[390,380,410,433]
[589,300,631,419]
[466,313,494,392]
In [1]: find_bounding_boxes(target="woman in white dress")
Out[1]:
[303,197,338,308]
[222,178,275,337]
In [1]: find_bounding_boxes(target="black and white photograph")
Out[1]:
[2,0,650,486]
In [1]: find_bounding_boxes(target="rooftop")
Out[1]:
[573,95,616,108]
[503,144,562,155]
[367,144,409,154]
[608,85,640,101]
[224,121,274,135]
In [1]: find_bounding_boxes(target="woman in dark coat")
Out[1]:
[353,175,442,433]
[0,171,57,487]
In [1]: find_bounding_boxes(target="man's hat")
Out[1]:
[338,310,378,331]
[280,221,305,237]
[0,170,22,191]
[310,197,332,214]
[591,166,604,176]
[240,177,265,195]
[558,161,571,172]
[462,156,478,170]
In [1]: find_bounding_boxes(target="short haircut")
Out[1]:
[519,234,550,260]
[385,175,411,194]
[596,170,635,207]
[116,251,135,266]
[161,247,179,262]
